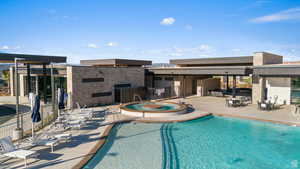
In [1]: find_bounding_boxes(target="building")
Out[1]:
[6,51,300,107]
[8,56,151,107]
[148,52,300,105]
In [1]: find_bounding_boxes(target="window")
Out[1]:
[91,92,112,97]
[82,78,104,83]
[291,78,300,104]
[165,77,174,81]
[154,77,162,80]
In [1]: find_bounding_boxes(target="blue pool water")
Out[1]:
[84,116,300,169]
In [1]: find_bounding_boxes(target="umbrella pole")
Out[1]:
[32,122,34,139]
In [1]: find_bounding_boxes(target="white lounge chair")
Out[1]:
[0,136,38,167]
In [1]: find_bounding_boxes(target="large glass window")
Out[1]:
[291,78,300,104]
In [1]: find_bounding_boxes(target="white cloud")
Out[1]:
[142,44,215,58]
[87,43,99,48]
[197,44,213,52]
[106,42,118,47]
[160,17,176,25]
[250,7,300,23]
[185,25,193,30]
[1,45,9,50]
[232,48,241,52]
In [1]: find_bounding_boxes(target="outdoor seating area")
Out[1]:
[0,102,112,168]
[210,88,252,98]
[225,96,252,107]
[257,96,279,111]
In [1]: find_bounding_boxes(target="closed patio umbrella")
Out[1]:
[57,88,65,116]
[31,95,41,138]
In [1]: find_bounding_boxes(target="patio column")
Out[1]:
[26,64,31,95]
[51,64,55,113]
[35,76,39,95]
[232,75,237,98]
[226,75,229,90]
[42,64,47,103]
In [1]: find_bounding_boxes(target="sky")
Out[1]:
[0,0,300,63]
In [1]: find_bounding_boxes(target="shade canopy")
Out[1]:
[0,53,67,64]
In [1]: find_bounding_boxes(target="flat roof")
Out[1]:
[80,59,152,66]
[170,56,253,66]
[253,64,300,76]
[0,53,67,64]
[148,66,253,76]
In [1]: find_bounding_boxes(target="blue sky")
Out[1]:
[0,0,300,63]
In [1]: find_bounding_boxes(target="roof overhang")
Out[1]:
[80,59,152,66]
[148,66,252,76]
[170,56,253,66]
[0,53,67,64]
[253,65,300,77]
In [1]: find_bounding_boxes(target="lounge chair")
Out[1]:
[0,136,38,167]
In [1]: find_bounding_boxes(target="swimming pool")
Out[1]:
[84,116,300,169]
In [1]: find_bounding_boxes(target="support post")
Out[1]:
[15,60,20,129]
[42,64,47,104]
[226,75,229,90]
[26,64,31,95]
[35,76,39,95]
[183,76,186,98]
[51,64,56,114]
[232,75,237,98]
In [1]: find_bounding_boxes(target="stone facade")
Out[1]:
[67,66,145,107]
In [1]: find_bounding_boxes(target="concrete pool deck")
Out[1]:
[2,96,300,168]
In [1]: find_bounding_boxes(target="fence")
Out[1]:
[0,104,58,139]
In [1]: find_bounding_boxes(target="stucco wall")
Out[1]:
[67,66,145,107]
[253,52,283,66]
[197,78,220,96]
[252,52,284,104]
[266,77,291,105]
[153,75,209,97]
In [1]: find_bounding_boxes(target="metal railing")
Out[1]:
[0,104,57,139]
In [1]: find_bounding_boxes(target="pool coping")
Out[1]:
[120,101,188,113]
[72,124,114,169]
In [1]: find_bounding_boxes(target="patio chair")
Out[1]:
[258,100,272,110]
[24,128,71,153]
[0,136,38,167]
[226,97,242,107]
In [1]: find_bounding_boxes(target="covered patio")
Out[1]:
[0,53,66,139]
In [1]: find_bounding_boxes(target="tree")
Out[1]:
[2,70,10,92]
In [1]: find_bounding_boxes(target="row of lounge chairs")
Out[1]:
[0,102,105,167]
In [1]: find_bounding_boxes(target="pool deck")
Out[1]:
[2,96,300,169]
[182,96,300,126]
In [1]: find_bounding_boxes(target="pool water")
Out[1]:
[124,102,180,112]
[84,116,300,169]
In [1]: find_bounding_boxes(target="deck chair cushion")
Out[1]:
[0,137,16,153]
[4,149,36,159]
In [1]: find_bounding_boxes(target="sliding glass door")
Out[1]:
[291,77,300,104]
